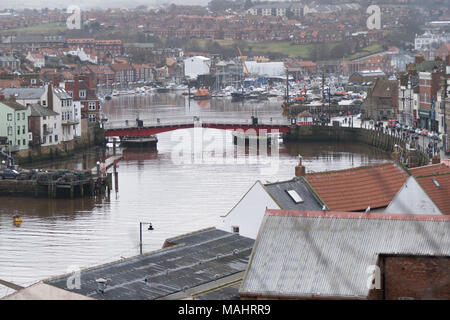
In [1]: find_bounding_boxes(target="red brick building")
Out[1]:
[64,75,100,123]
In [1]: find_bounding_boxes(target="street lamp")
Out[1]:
[139,222,154,255]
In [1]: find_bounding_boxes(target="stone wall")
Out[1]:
[285,125,429,167]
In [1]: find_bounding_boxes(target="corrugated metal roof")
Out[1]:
[239,210,450,299]
[45,228,254,300]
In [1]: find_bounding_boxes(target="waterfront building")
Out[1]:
[64,75,101,124]
[397,74,419,127]
[44,228,254,300]
[361,79,398,121]
[184,56,211,80]
[0,98,30,152]
[28,103,61,147]
[42,83,77,142]
[239,209,450,300]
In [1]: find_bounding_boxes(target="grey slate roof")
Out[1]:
[29,104,59,117]
[45,228,254,300]
[1,87,45,100]
[264,177,327,211]
[239,210,450,299]
[0,101,27,111]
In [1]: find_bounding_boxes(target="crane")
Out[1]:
[237,47,249,78]
[0,150,14,169]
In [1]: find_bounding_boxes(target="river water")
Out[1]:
[0,93,390,296]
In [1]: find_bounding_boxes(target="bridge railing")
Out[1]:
[104,116,290,130]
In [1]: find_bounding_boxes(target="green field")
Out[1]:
[190,39,384,61]
[8,23,67,34]
[344,43,385,60]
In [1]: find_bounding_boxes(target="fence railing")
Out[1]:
[104,116,290,130]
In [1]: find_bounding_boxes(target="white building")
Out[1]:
[414,32,450,51]
[64,47,98,64]
[41,84,77,142]
[220,178,326,239]
[246,61,286,77]
[26,52,45,68]
[183,56,211,80]
[28,104,61,147]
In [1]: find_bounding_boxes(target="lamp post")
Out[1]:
[139,222,154,255]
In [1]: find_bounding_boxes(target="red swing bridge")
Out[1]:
[103,116,291,138]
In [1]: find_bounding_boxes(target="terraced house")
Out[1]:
[0,96,30,153]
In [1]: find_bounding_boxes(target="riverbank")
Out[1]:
[13,125,105,166]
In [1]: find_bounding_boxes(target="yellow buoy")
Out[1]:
[13,215,22,225]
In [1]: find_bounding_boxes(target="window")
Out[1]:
[55,135,58,142]
[17,113,20,120]
[49,136,52,143]
[23,139,26,146]
[22,112,25,120]
[43,136,46,144]
[286,190,303,203]
[42,100,46,106]
[232,226,240,234]
[89,114,97,122]
[22,126,26,134]
[88,102,96,110]
[7,127,12,135]
[17,140,20,146]
[79,90,86,98]
[17,127,20,135]
[7,113,12,121]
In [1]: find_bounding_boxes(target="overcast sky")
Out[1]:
[1,0,211,9]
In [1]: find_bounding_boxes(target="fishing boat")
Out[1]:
[193,88,211,100]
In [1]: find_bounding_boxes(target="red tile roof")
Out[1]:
[410,163,450,177]
[305,162,408,211]
[415,173,450,215]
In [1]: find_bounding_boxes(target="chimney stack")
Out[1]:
[415,54,425,65]
[52,76,59,88]
[295,155,306,177]
[47,83,54,111]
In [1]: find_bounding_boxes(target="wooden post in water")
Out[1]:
[82,153,87,170]
[114,162,119,192]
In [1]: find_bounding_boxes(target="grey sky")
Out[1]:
[1,0,211,10]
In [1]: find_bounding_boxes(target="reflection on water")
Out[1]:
[0,94,391,295]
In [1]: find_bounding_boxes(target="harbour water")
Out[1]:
[0,93,391,296]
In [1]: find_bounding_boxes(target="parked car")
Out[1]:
[415,128,422,135]
[0,169,19,179]
[421,129,429,136]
